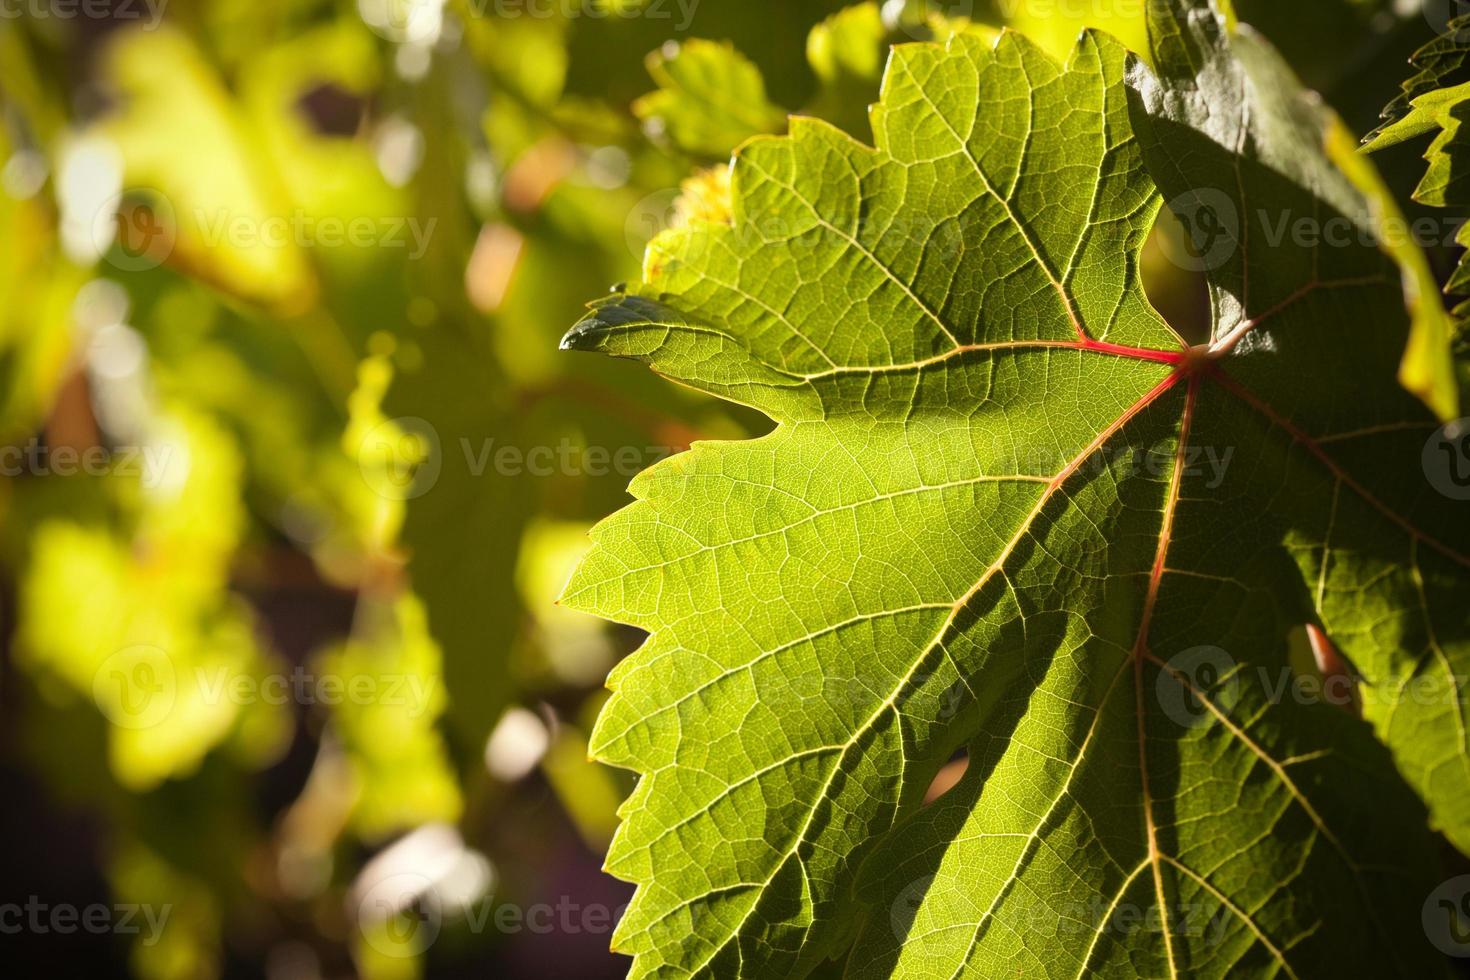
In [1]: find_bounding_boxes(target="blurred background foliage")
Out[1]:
[0,0,1457,977]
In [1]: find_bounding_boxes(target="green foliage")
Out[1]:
[0,125,83,444]
[19,408,289,789]
[633,8,996,157]
[1365,13,1470,338]
[563,1,1468,975]
[635,39,788,158]
[316,593,462,835]
[1366,14,1470,174]
[4,0,1469,976]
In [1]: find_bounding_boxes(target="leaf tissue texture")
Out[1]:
[1362,13,1470,330]
[1363,12,1470,202]
[561,2,1468,977]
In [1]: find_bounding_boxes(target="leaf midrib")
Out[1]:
[650,338,1458,977]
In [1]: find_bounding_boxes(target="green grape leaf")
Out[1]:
[1363,13,1470,325]
[634,39,789,158]
[805,3,891,140]
[562,1,1466,976]
[0,190,82,445]
[96,27,318,313]
[805,3,1000,142]
[384,325,535,752]
[314,594,462,837]
[633,5,999,158]
[1363,13,1470,171]
[17,408,288,790]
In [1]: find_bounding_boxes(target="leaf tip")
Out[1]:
[560,294,642,353]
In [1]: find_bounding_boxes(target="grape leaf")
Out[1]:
[561,1,1466,976]
[386,324,536,752]
[1363,13,1470,324]
[1363,13,1470,170]
[805,3,997,142]
[635,6,996,158]
[0,121,80,445]
[97,27,319,313]
[805,3,890,139]
[635,39,788,158]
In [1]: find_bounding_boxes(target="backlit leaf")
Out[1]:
[561,2,1467,975]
